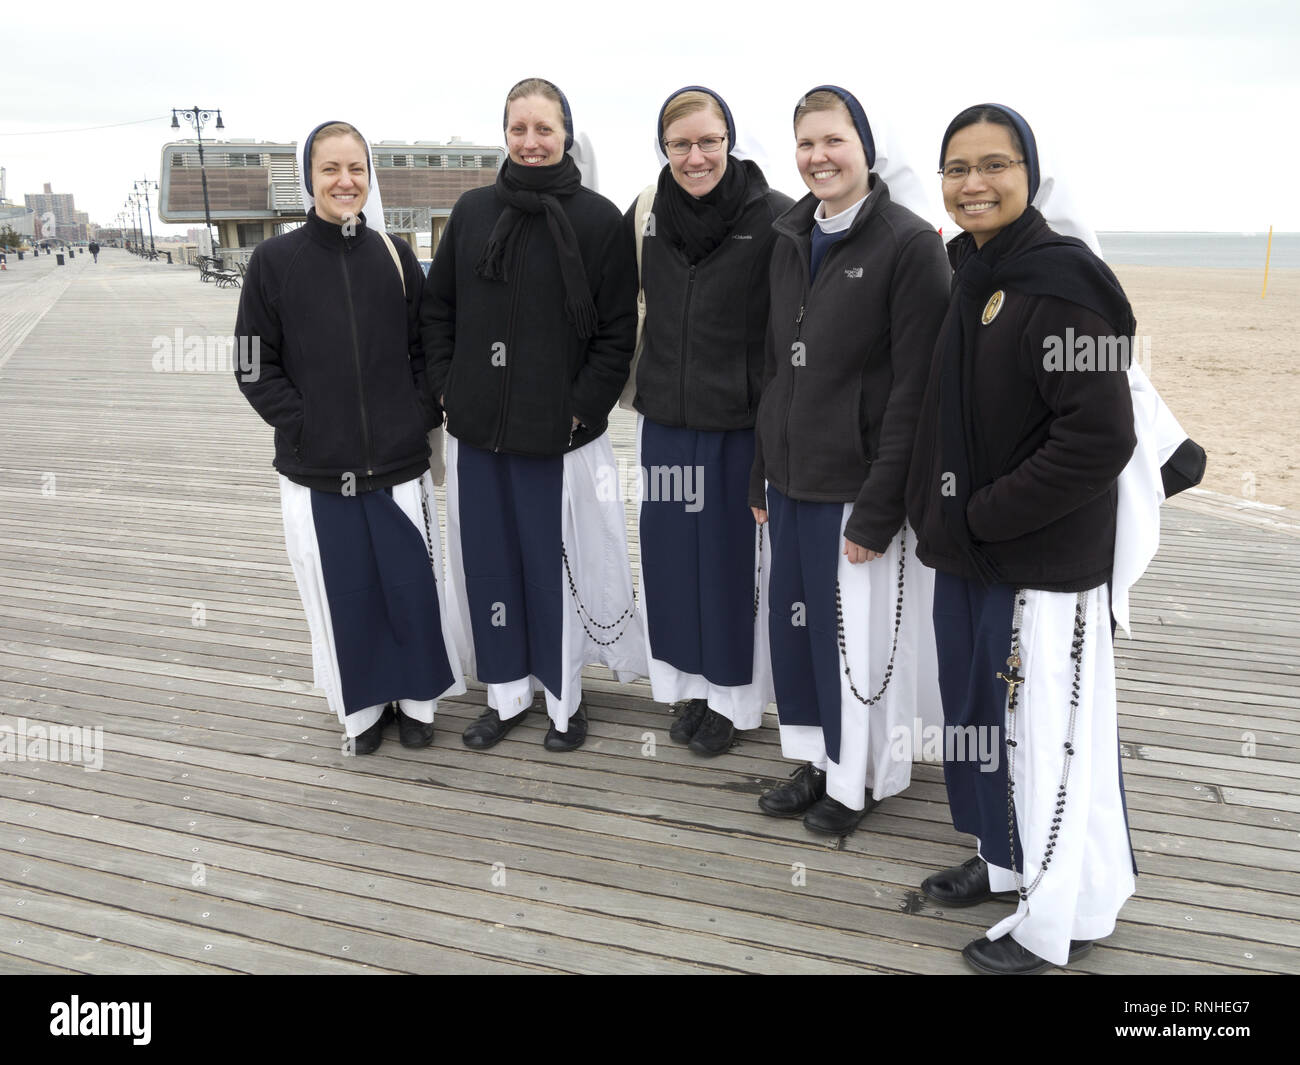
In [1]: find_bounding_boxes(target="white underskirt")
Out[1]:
[278,470,466,738]
[777,503,943,810]
[444,434,646,732]
[980,583,1136,966]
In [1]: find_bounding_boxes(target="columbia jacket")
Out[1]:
[750,178,951,552]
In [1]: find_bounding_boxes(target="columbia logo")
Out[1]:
[844,266,864,279]
[732,233,753,239]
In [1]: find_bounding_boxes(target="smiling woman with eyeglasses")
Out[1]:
[623,86,794,758]
[906,103,1146,976]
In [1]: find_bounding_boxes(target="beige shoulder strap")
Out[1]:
[619,184,658,413]
[633,183,656,282]
[377,230,406,298]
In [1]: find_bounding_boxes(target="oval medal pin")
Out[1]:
[981,290,1005,325]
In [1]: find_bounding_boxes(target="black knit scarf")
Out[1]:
[655,155,754,265]
[938,205,1137,586]
[475,154,597,339]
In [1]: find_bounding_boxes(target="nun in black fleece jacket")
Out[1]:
[234,120,464,757]
[420,78,644,754]
[750,87,950,837]
[624,85,795,759]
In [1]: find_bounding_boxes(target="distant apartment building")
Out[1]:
[157,137,504,255]
[24,182,89,242]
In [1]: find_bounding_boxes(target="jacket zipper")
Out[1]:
[494,222,531,452]
[340,243,373,478]
[678,264,696,424]
[783,235,853,483]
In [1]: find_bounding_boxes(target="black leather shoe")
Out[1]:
[758,763,827,817]
[921,855,1019,908]
[462,706,529,750]
[669,699,709,743]
[962,935,1094,975]
[544,703,588,752]
[803,793,876,835]
[352,703,396,756]
[688,708,735,757]
[397,706,436,749]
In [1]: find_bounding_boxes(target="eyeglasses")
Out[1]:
[939,158,1025,182]
[663,134,728,156]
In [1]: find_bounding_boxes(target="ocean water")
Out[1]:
[1097,232,1300,269]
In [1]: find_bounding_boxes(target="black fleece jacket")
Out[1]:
[626,174,794,430]
[234,209,438,494]
[749,178,951,553]
[905,215,1137,591]
[420,183,636,457]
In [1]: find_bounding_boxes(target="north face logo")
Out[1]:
[732,233,753,239]
[844,266,864,279]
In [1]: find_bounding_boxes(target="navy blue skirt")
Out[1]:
[640,418,756,687]
[312,483,456,716]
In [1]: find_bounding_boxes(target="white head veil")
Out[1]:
[298,120,387,232]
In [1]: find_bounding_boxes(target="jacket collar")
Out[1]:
[304,206,372,250]
[772,173,889,247]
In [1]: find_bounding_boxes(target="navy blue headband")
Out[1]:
[656,85,736,154]
[302,120,370,196]
[940,103,1040,201]
[796,85,875,169]
[503,78,574,152]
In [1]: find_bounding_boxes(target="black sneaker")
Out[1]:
[962,935,1094,975]
[669,698,709,743]
[544,703,588,752]
[462,706,529,750]
[921,855,1018,908]
[352,703,396,756]
[688,708,735,757]
[397,706,436,748]
[803,793,876,836]
[757,762,826,816]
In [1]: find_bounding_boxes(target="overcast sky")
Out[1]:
[2,0,1295,236]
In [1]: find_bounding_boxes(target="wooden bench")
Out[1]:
[196,255,241,288]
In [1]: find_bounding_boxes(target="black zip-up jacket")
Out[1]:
[749,178,951,552]
[234,209,438,493]
[906,216,1137,591]
[420,184,636,457]
[625,175,794,429]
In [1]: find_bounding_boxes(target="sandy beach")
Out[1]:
[1115,265,1300,511]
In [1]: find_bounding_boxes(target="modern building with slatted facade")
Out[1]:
[157,138,503,255]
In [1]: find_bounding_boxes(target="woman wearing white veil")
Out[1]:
[236,119,464,756]
[624,85,793,757]
[423,78,645,754]
[906,102,1204,974]
[750,86,950,836]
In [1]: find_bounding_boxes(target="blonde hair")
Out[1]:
[661,90,726,136]
[505,78,566,123]
[793,90,849,133]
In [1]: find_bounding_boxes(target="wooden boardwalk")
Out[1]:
[0,250,1296,975]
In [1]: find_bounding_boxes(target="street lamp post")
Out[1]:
[125,197,140,255]
[171,106,224,256]
[128,194,145,256]
[135,178,159,259]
